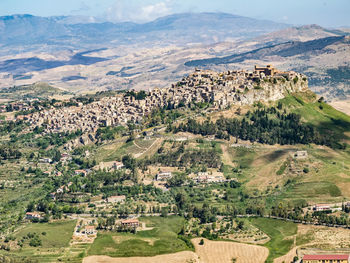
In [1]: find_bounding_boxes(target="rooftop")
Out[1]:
[303,255,349,260]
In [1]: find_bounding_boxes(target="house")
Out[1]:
[313,204,331,212]
[156,171,172,181]
[302,254,349,263]
[195,175,209,183]
[207,175,226,183]
[113,161,124,170]
[293,150,308,159]
[57,186,64,193]
[195,174,226,184]
[84,225,96,235]
[121,219,140,228]
[39,158,52,164]
[25,212,41,220]
[106,195,126,203]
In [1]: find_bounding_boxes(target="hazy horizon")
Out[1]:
[1,0,350,28]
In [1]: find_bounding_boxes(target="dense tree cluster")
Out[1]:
[0,145,22,160]
[34,130,82,149]
[96,126,126,141]
[139,143,221,169]
[173,107,343,148]
[125,90,148,100]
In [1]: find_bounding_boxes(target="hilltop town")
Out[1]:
[23,65,306,136]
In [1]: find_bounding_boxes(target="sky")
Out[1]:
[0,0,349,27]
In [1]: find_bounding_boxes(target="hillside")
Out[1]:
[0,66,350,262]
[0,82,71,100]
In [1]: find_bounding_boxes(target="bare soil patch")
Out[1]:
[192,238,268,263]
[330,100,350,116]
[83,251,199,263]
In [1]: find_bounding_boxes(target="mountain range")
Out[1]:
[0,12,349,101]
[0,13,288,53]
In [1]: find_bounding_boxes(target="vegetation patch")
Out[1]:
[248,217,297,262]
[88,216,192,257]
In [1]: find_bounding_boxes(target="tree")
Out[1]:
[161,207,168,217]
[122,155,136,171]
[175,191,188,211]
[26,201,35,212]
[52,149,61,163]
[199,239,204,245]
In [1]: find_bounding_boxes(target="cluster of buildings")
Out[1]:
[22,66,305,135]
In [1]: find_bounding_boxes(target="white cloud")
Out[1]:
[105,0,173,23]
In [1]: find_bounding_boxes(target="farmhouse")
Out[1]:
[25,212,41,220]
[106,195,126,203]
[313,204,331,211]
[302,254,350,263]
[121,219,140,228]
[113,161,124,170]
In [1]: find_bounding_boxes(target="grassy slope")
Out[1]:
[248,217,297,263]
[280,92,350,141]
[88,216,192,257]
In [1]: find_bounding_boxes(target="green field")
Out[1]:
[88,216,192,257]
[0,220,76,263]
[249,217,297,262]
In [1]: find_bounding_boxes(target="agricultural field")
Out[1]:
[0,220,76,263]
[88,216,192,258]
[192,237,268,263]
[248,218,297,262]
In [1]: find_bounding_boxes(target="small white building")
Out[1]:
[113,161,124,170]
[156,171,172,181]
[293,151,308,159]
[25,212,41,220]
[313,204,331,211]
[106,195,126,203]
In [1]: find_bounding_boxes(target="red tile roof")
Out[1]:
[303,255,349,260]
[121,219,139,224]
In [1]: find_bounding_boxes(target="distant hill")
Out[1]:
[0,13,289,53]
[185,36,347,67]
[253,24,348,44]
[0,82,71,100]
